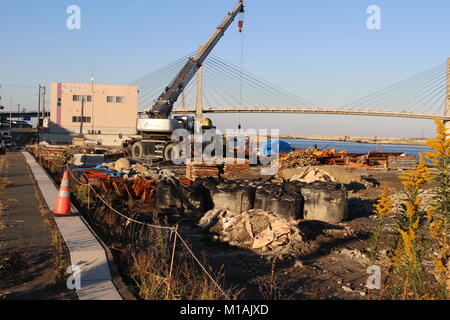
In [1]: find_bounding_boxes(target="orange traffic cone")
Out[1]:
[54,170,71,215]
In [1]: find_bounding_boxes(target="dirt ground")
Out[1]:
[176,166,419,300]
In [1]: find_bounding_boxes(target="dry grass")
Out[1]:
[68,182,238,300]
[258,260,283,300]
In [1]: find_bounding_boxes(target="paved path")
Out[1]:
[22,151,123,300]
[0,151,71,300]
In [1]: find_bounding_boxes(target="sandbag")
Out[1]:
[193,178,221,212]
[301,182,348,223]
[180,186,205,217]
[211,185,255,214]
[155,181,183,215]
[254,183,304,220]
[156,180,205,218]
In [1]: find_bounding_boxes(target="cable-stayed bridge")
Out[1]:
[131,55,450,121]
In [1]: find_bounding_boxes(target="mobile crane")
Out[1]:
[128,0,245,161]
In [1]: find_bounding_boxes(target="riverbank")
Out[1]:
[280,135,428,146]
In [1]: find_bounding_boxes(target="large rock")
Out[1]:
[301,182,348,223]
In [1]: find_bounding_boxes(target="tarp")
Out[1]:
[260,140,292,156]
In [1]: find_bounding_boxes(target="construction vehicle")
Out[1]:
[127,0,245,162]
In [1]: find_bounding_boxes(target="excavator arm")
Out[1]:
[149,0,245,119]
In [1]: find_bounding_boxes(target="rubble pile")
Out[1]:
[280,149,319,168]
[289,167,336,184]
[199,209,305,255]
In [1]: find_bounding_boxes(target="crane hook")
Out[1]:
[238,20,244,33]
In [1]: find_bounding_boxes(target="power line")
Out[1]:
[0,83,38,89]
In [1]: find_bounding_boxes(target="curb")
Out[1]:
[22,151,135,300]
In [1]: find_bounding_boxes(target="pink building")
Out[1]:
[50,82,138,135]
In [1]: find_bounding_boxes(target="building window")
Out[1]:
[107,96,126,103]
[72,116,92,123]
[73,95,92,102]
[57,98,62,107]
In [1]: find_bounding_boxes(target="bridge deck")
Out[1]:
[173,107,450,121]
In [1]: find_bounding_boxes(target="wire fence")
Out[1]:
[43,155,229,300]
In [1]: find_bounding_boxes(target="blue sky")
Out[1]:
[1,0,449,137]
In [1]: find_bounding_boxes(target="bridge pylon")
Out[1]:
[446,58,450,132]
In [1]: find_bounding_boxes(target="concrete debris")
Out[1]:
[290,167,336,184]
[337,248,369,264]
[294,260,304,268]
[114,158,131,172]
[199,209,304,255]
[342,286,353,293]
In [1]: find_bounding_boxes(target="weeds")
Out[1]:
[0,254,10,280]
[424,119,450,298]
[0,178,6,195]
[0,252,27,285]
[368,186,392,263]
[258,261,283,300]
[376,119,450,300]
[71,183,237,300]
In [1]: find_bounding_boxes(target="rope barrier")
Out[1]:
[45,159,230,300]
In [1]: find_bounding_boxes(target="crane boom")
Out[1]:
[149,0,245,119]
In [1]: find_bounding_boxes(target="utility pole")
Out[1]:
[17,104,20,122]
[80,97,85,135]
[195,59,204,134]
[91,70,95,133]
[9,98,12,128]
[42,86,46,118]
[37,85,41,128]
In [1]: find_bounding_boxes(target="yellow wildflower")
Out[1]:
[374,186,393,217]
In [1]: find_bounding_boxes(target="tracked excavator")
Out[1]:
[128,0,245,162]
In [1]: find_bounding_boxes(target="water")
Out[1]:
[283,139,432,159]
